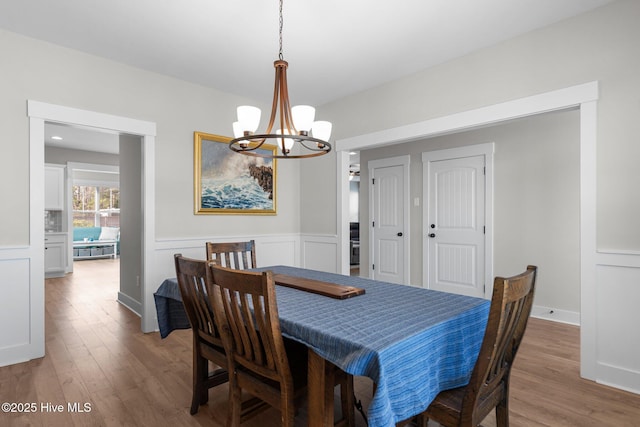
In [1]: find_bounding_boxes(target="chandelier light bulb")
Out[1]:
[276,129,295,154]
[291,105,315,134]
[311,121,332,143]
[237,106,261,133]
[232,121,243,138]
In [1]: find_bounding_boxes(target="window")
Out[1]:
[73,185,120,228]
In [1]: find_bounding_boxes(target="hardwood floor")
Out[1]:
[1,259,639,426]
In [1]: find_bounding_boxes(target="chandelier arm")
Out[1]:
[280,66,297,135]
[279,69,286,150]
[298,139,329,151]
[229,137,269,152]
[264,61,284,136]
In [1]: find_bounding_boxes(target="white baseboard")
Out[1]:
[117,292,142,317]
[531,305,580,326]
[597,362,640,395]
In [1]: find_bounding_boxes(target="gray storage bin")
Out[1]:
[90,247,103,256]
[78,248,91,257]
[103,246,114,255]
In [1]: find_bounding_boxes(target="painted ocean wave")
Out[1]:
[201,175,273,210]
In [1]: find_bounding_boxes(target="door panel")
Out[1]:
[428,155,485,297]
[377,238,400,277]
[372,164,405,284]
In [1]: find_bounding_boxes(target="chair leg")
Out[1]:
[495,381,511,427]
[415,414,429,427]
[280,396,296,427]
[338,373,355,426]
[227,380,242,427]
[191,354,208,415]
[396,414,428,427]
[496,398,509,427]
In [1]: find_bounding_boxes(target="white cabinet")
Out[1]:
[45,165,65,211]
[45,233,67,278]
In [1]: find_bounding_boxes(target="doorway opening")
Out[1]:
[29,100,157,353]
[348,152,360,276]
[335,82,598,381]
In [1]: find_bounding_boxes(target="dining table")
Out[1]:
[154,265,490,427]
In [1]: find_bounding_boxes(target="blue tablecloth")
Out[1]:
[154,279,190,338]
[154,265,490,427]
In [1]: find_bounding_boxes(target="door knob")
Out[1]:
[429,233,436,238]
[397,232,403,237]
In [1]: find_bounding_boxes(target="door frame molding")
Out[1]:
[421,143,494,296]
[28,101,157,360]
[335,81,598,380]
[368,155,411,283]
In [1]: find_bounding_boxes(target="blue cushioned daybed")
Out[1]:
[72,227,120,259]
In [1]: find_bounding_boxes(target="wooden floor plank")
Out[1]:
[1,259,639,427]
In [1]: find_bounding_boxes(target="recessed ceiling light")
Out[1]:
[349,151,357,155]
[51,136,63,140]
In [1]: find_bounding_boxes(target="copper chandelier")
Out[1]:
[229,0,332,159]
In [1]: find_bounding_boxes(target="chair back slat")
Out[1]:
[211,265,289,384]
[206,240,257,270]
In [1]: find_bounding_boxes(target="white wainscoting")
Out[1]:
[150,233,339,332]
[152,234,302,281]
[594,250,640,394]
[300,234,339,273]
[0,247,43,366]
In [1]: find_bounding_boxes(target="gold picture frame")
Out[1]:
[194,131,277,215]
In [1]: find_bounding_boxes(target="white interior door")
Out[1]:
[427,155,485,297]
[369,156,410,284]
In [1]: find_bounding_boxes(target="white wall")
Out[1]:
[306,0,640,252]
[0,28,301,247]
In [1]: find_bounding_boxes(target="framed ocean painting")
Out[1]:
[194,131,277,215]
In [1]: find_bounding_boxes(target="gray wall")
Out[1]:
[119,134,142,308]
[304,0,640,255]
[359,109,580,313]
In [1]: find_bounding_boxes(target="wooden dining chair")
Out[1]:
[174,254,229,415]
[205,240,257,270]
[209,264,355,427]
[398,265,537,427]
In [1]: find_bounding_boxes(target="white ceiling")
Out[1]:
[4,0,613,154]
[45,122,120,155]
